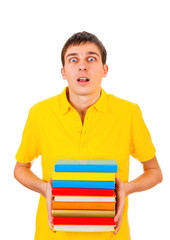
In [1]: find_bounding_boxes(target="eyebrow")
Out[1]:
[66,51,100,59]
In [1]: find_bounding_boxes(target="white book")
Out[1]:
[53,225,115,232]
[54,196,116,202]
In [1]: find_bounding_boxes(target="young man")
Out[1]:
[14,31,163,240]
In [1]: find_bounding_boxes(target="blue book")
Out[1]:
[52,180,115,189]
[54,159,117,173]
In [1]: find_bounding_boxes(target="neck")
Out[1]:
[66,87,101,117]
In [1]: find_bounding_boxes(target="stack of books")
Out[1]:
[52,159,117,232]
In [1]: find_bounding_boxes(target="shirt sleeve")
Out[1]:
[130,104,156,162]
[15,105,41,163]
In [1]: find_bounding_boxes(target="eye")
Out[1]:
[70,58,77,62]
[88,57,95,62]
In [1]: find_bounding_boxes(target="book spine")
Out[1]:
[54,196,115,202]
[53,225,115,232]
[52,217,116,225]
[51,188,115,196]
[52,201,116,210]
[52,209,116,217]
[55,165,117,172]
[52,180,115,189]
[52,172,115,181]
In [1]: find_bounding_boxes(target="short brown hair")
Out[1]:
[61,31,107,66]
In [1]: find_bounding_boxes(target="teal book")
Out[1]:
[54,159,117,173]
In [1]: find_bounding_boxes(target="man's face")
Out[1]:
[61,42,108,97]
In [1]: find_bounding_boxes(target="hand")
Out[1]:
[45,178,56,233]
[114,177,125,234]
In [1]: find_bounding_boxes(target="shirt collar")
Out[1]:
[59,86,107,114]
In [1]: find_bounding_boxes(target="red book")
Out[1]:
[52,217,116,225]
[52,188,116,197]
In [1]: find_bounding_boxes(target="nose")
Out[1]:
[78,60,87,71]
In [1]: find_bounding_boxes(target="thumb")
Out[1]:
[115,177,121,185]
[50,178,53,186]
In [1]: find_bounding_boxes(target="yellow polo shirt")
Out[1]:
[15,87,156,240]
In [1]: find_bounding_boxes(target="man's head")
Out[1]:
[61,31,107,67]
[61,31,108,98]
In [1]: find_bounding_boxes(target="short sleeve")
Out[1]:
[130,104,156,162]
[15,105,41,163]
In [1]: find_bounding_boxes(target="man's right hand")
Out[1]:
[45,179,56,233]
[14,162,56,232]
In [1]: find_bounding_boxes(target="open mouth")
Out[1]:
[77,77,90,82]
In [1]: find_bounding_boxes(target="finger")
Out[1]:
[114,213,119,223]
[49,218,56,233]
[114,195,125,222]
[115,177,121,185]
[114,215,122,234]
[114,199,124,222]
[50,178,53,186]
[48,217,53,229]
[52,225,56,233]
[47,191,53,230]
[114,206,120,222]
[48,179,56,233]
[47,199,52,217]
[114,207,122,223]
[114,223,120,234]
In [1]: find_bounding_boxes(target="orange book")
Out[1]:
[52,201,115,210]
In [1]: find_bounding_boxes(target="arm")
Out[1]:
[124,156,163,196]
[114,156,163,234]
[14,162,47,197]
[14,162,55,232]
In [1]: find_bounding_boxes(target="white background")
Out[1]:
[0,0,170,239]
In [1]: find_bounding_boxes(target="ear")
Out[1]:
[103,64,108,78]
[61,67,66,80]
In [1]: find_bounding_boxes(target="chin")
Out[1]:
[76,90,92,96]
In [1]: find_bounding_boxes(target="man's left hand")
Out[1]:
[114,177,126,234]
